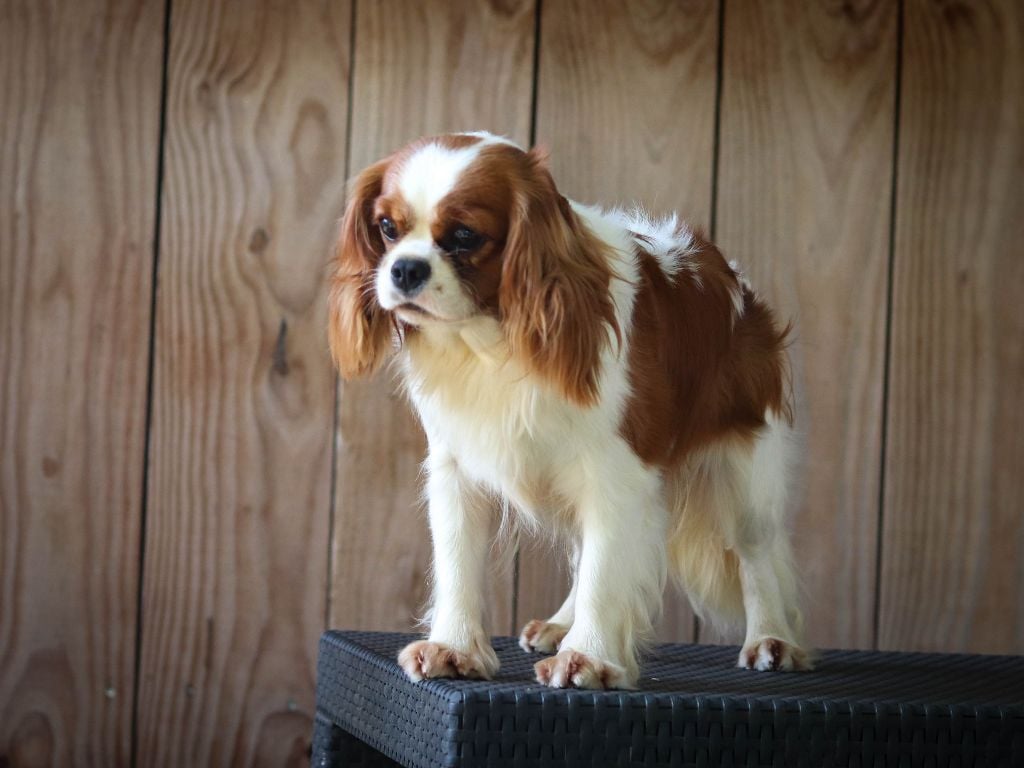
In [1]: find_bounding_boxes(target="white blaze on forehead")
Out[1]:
[397,141,486,229]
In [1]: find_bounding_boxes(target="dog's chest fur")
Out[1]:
[401,319,627,519]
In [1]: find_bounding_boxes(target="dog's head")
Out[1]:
[328,132,618,405]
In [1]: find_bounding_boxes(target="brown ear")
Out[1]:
[499,152,620,405]
[328,158,393,378]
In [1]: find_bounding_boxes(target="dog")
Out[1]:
[328,131,811,689]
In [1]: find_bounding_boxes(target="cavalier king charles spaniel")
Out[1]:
[329,131,810,689]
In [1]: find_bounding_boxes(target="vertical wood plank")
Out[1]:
[879,0,1024,653]
[330,0,536,636]
[136,1,348,763]
[0,1,163,764]
[715,0,896,648]
[521,0,720,642]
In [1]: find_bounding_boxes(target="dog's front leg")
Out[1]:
[398,449,499,682]
[533,447,667,689]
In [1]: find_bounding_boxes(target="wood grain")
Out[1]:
[135,1,349,763]
[714,0,897,648]
[0,1,163,764]
[521,0,721,643]
[878,0,1024,654]
[331,0,536,637]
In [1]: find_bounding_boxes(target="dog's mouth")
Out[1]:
[395,303,449,324]
[393,300,468,326]
[397,303,430,315]
[395,301,428,313]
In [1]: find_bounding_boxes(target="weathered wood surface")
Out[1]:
[878,0,1024,654]
[0,0,163,764]
[136,1,349,763]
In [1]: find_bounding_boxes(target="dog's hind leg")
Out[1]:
[732,413,811,671]
[670,414,811,670]
[519,545,578,653]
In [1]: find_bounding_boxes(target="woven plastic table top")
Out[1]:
[315,630,1024,767]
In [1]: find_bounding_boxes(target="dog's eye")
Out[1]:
[379,217,398,242]
[440,226,484,254]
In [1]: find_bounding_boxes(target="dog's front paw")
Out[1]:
[533,649,632,689]
[738,637,812,671]
[519,619,569,653]
[398,640,499,682]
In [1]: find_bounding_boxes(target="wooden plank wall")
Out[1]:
[0,1,163,764]
[136,2,348,764]
[878,0,1024,654]
[2,1,1022,764]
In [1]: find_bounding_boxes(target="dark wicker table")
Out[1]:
[312,630,1024,767]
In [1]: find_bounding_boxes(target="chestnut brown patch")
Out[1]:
[621,236,792,467]
[327,158,395,378]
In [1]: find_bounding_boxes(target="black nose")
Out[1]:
[391,258,431,295]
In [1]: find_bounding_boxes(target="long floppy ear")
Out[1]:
[499,150,620,406]
[328,158,393,378]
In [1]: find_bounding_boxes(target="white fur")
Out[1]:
[396,142,482,219]
[457,130,521,148]
[727,259,747,318]
[607,206,701,287]
[373,132,807,687]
